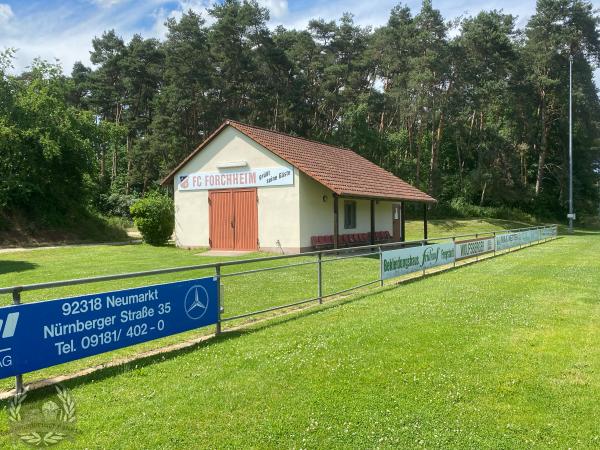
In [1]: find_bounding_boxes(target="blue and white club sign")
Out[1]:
[0,277,218,379]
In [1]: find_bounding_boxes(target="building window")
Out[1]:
[344,201,357,229]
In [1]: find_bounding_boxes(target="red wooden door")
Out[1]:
[233,189,258,250]
[209,190,234,249]
[209,189,257,250]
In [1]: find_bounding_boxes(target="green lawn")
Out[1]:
[0,219,554,393]
[0,228,597,448]
[2,219,594,448]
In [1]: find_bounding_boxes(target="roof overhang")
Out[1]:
[161,120,436,205]
[336,192,437,204]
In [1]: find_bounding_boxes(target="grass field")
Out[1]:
[0,218,537,391]
[2,219,596,448]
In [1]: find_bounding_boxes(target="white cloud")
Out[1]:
[259,0,288,19]
[151,0,212,39]
[90,0,127,7]
[0,3,14,25]
[0,0,167,73]
[0,0,597,89]
[264,0,393,31]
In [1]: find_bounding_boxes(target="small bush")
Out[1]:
[130,192,174,246]
[95,192,140,218]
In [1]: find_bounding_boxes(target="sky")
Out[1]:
[0,0,598,85]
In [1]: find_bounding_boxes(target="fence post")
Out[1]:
[422,241,426,277]
[215,265,222,335]
[519,233,522,250]
[12,288,23,394]
[317,252,323,304]
[452,237,456,268]
[379,246,384,286]
[493,232,496,256]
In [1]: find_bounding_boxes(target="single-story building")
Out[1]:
[161,120,436,253]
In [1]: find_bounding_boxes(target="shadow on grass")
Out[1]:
[429,219,462,231]
[0,260,38,275]
[484,218,534,229]
[430,218,536,232]
[570,230,600,236]
[0,285,395,405]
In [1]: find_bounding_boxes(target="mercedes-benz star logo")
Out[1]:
[184,285,210,320]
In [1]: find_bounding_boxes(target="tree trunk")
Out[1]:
[407,119,413,161]
[428,110,445,196]
[274,94,279,130]
[456,139,463,189]
[125,134,132,195]
[480,181,487,206]
[111,103,122,185]
[415,138,421,187]
[112,147,118,182]
[100,149,105,183]
[535,91,547,195]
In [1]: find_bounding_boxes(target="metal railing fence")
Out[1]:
[0,224,558,393]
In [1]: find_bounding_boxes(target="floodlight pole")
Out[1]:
[568,54,574,234]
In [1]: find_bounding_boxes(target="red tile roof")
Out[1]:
[162,120,436,203]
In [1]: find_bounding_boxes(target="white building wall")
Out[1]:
[298,172,333,249]
[257,166,301,252]
[173,126,399,253]
[339,199,395,238]
[298,174,396,249]
[173,127,301,251]
[375,201,395,236]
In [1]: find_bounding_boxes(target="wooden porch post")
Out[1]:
[400,202,406,242]
[423,203,428,241]
[333,194,339,249]
[370,199,375,245]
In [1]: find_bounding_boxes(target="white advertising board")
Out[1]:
[495,227,554,250]
[382,242,455,280]
[455,237,495,260]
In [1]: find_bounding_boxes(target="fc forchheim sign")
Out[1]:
[178,167,294,191]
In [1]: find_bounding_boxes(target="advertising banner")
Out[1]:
[540,226,557,238]
[495,231,522,250]
[382,242,455,280]
[455,237,495,260]
[178,167,294,191]
[0,277,218,379]
[495,227,555,250]
[521,229,541,244]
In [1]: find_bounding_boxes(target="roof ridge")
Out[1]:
[226,119,355,154]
